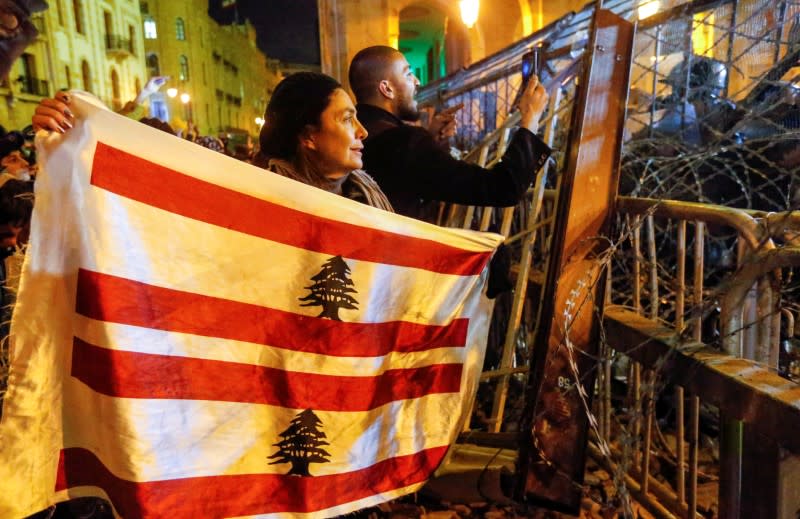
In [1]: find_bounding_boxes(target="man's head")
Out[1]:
[1,150,30,179]
[349,45,421,121]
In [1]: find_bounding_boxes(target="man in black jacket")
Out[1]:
[348,45,551,220]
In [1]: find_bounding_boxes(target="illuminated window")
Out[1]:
[144,17,157,39]
[179,55,189,81]
[175,18,186,41]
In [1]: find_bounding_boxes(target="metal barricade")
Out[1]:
[417,0,800,516]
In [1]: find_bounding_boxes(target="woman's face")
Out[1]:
[305,88,368,179]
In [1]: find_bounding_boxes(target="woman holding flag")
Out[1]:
[33,72,394,212]
[21,69,502,518]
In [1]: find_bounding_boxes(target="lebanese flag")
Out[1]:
[0,93,502,518]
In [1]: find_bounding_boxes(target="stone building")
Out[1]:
[141,0,279,139]
[0,0,147,130]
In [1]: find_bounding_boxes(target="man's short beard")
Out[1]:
[398,102,420,122]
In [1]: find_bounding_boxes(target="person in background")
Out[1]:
[0,130,34,180]
[348,45,550,221]
[195,135,226,154]
[0,177,33,342]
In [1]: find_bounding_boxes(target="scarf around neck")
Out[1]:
[267,158,394,212]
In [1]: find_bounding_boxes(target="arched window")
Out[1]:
[143,17,157,39]
[18,53,35,94]
[81,60,91,92]
[146,53,160,77]
[179,55,189,81]
[175,17,186,40]
[72,0,84,34]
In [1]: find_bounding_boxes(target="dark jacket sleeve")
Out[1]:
[369,125,550,209]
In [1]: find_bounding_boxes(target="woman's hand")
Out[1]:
[32,91,75,133]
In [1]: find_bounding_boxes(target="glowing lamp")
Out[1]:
[459,0,479,29]
[638,0,659,20]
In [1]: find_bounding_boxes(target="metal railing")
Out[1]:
[599,197,797,517]
[425,0,800,516]
[105,34,133,55]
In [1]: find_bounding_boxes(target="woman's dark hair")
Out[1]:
[257,72,342,164]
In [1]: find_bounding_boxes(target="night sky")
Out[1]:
[212,0,321,65]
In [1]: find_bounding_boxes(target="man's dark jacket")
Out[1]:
[357,103,551,220]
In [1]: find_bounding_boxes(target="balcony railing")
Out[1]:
[17,76,49,97]
[105,34,133,56]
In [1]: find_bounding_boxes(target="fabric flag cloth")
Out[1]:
[0,93,503,518]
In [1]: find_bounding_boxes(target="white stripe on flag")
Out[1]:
[60,381,461,481]
[81,189,483,325]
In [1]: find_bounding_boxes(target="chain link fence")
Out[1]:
[419,0,800,515]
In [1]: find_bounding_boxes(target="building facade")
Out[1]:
[141,0,278,139]
[1,0,147,131]
[318,0,586,90]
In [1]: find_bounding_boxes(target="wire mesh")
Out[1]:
[418,1,800,515]
[616,0,800,372]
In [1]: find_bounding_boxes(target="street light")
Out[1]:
[180,93,190,104]
[459,0,479,28]
[255,116,264,127]
[637,0,659,20]
[166,87,178,98]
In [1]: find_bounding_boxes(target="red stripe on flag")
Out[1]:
[76,269,468,357]
[72,338,463,410]
[90,142,492,276]
[55,445,448,517]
